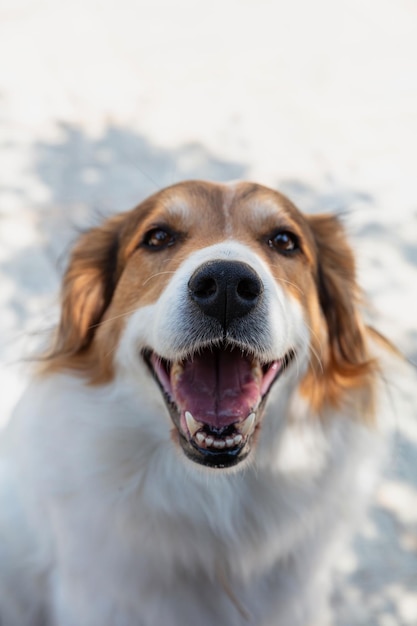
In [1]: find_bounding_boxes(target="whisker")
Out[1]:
[102,343,121,362]
[308,344,325,376]
[299,319,325,376]
[141,270,177,287]
[88,307,141,330]
[271,275,305,296]
[304,335,325,376]
[87,271,178,332]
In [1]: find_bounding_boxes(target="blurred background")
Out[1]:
[0,0,416,623]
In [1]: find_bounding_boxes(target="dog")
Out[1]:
[0,181,395,626]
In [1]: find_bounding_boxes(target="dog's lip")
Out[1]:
[143,345,294,468]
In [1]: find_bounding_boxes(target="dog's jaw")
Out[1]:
[143,343,295,469]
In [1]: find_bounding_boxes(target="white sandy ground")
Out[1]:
[0,0,416,623]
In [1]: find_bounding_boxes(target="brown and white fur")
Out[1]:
[0,181,393,626]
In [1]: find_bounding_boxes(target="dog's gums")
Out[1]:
[144,345,294,468]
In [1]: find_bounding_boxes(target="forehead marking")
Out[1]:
[221,183,240,237]
[245,197,285,221]
[164,194,193,221]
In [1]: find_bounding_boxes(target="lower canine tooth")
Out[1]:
[238,412,256,437]
[234,434,243,445]
[185,411,203,437]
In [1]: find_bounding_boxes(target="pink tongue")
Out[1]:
[171,349,261,428]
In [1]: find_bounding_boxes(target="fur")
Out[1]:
[0,181,393,626]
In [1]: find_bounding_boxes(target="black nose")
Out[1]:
[188,260,263,328]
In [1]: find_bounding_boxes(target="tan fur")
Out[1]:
[42,181,376,416]
[300,214,377,416]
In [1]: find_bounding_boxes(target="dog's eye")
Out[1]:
[142,228,176,250]
[268,231,299,254]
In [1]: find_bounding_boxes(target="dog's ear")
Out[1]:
[306,214,374,405]
[53,214,125,358]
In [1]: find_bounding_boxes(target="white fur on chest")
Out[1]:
[0,371,384,626]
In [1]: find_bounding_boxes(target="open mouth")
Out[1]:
[144,343,294,469]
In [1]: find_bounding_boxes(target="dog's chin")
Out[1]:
[143,343,294,470]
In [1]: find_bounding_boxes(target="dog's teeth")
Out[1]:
[171,361,184,384]
[238,412,256,437]
[184,411,203,437]
[195,432,206,444]
[251,361,262,384]
[190,425,246,450]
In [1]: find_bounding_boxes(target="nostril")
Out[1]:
[237,277,262,302]
[193,276,217,300]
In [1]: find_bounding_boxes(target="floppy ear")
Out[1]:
[52,214,124,358]
[306,214,375,408]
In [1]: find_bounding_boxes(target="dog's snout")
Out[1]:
[188,260,263,327]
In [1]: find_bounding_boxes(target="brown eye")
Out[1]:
[268,231,299,254]
[142,228,176,250]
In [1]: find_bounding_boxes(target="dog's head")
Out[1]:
[46,181,375,470]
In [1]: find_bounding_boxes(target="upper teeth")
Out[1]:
[183,410,256,449]
[251,361,262,384]
[171,361,184,384]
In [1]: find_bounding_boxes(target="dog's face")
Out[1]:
[48,181,373,470]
